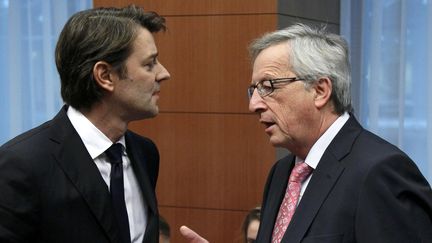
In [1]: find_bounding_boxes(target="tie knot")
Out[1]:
[289,162,313,183]
[105,143,123,164]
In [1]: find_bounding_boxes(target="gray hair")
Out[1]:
[249,23,352,114]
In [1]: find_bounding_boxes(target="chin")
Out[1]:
[143,105,158,116]
[268,138,284,148]
[131,108,158,121]
[145,110,158,119]
[269,134,292,148]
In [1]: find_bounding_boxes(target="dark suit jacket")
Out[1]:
[257,116,432,243]
[0,106,160,243]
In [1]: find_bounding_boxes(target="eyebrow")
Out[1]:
[145,52,158,61]
[250,76,271,85]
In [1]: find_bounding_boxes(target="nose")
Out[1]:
[156,62,170,82]
[248,89,266,113]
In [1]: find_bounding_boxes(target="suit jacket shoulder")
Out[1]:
[0,106,161,243]
[257,115,432,243]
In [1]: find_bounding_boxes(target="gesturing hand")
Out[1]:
[179,225,209,243]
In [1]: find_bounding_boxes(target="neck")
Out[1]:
[294,110,341,159]
[80,103,128,143]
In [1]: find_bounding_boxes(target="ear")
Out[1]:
[313,77,332,109]
[93,61,115,92]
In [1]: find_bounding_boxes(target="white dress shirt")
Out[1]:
[297,112,350,204]
[67,106,147,243]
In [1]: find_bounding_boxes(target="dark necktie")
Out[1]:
[105,143,131,243]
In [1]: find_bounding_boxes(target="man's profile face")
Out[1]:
[111,27,170,121]
[249,43,317,154]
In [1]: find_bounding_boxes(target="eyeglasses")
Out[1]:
[247,77,303,99]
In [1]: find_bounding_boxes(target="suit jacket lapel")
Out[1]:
[282,153,345,243]
[258,155,296,243]
[125,132,158,216]
[282,115,363,243]
[125,132,158,242]
[49,107,118,243]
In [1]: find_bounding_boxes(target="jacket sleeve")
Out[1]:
[0,148,40,243]
[355,153,432,242]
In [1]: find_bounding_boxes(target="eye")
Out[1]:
[259,80,272,92]
[145,58,158,71]
[261,80,272,88]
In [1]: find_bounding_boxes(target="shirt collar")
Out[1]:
[66,106,126,159]
[301,112,350,169]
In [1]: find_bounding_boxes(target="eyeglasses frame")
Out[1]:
[247,77,303,99]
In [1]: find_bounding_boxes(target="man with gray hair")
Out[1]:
[181,23,432,243]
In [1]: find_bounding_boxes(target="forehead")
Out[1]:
[247,219,260,237]
[131,27,157,55]
[252,42,291,79]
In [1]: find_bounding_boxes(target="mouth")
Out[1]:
[260,120,276,132]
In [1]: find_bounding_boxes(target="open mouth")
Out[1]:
[261,121,276,129]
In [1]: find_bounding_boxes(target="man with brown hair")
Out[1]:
[0,5,170,243]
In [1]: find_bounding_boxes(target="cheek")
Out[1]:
[134,79,155,93]
[269,99,296,126]
[273,105,290,127]
[271,98,313,134]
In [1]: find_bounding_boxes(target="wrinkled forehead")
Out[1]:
[252,43,293,80]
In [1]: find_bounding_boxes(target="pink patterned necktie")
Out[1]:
[271,162,313,243]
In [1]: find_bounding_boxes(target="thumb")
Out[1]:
[179,225,209,243]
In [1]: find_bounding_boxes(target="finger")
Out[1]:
[179,225,209,243]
